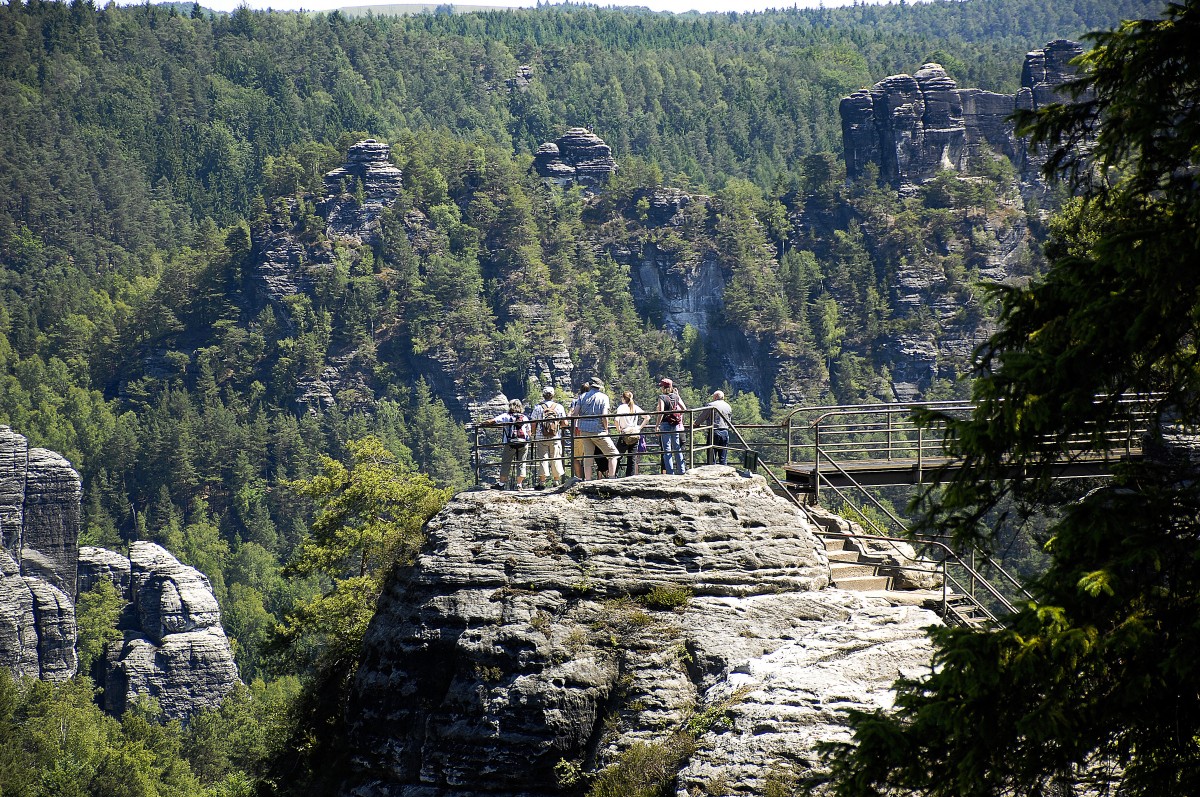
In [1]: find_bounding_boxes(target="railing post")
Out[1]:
[887,409,893,461]
[786,415,794,466]
[473,424,481,486]
[813,423,821,503]
[916,424,923,483]
[687,410,695,470]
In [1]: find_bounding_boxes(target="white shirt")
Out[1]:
[615,403,647,434]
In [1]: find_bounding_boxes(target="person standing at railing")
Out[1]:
[529,387,567,490]
[567,380,589,481]
[700,390,733,465]
[656,378,688,475]
[614,390,649,476]
[479,399,531,490]
[574,377,619,479]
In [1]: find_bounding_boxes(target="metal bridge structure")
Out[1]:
[469,396,1155,628]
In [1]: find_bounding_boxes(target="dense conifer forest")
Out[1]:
[0,0,1166,792]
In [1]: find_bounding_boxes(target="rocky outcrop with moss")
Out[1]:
[343,468,937,796]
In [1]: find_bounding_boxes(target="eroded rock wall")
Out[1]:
[344,468,937,796]
[81,543,239,722]
[0,427,79,682]
[842,40,1084,189]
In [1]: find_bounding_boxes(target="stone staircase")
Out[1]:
[822,534,1001,627]
[823,535,892,591]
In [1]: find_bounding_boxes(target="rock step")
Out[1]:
[822,535,850,552]
[826,550,861,563]
[834,575,893,591]
[830,562,880,580]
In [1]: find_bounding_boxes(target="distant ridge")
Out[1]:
[339,3,517,15]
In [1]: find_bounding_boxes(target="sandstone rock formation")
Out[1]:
[320,138,405,244]
[1015,39,1088,178]
[82,543,239,722]
[344,468,937,796]
[842,40,1084,188]
[0,426,79,681]
[1,426,80,595]
[533,128,617,189]
[253,139,403,304]
[77,545,132,595]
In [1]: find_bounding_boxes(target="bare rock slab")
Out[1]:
[344,468,937,796]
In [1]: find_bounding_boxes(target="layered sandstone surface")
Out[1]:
[344,467,937,796]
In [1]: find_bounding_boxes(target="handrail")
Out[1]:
[469,405,732,486]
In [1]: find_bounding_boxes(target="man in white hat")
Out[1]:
[573,377,618,479]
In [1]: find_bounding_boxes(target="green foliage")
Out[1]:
[638,584,693,610]
[74,580,124,676]
[0,675,194,796]
[819,3,1200,795]
[586,733,696,797]
[280,436,449,667]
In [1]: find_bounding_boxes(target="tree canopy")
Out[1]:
[818,2,1200,794]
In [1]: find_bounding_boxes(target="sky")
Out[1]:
[191,0,886,15]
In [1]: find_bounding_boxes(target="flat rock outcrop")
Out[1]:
[344,467,937,796]
[84,542,238,722]
[533,128,617,189]
[842,40,1083,188]
[0,427,79,682]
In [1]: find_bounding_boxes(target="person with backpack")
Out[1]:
[529,387,567,489]
[480,399,531,490]
[656,378,688,475]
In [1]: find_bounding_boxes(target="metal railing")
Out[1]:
[469,406,739,487]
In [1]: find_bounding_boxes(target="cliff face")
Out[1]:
[0,426,79,682]
[344,468,936,796]
[841,40,1084,188]
[80,542,240,722]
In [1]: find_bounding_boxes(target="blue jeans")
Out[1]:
[660,425,686,475]
[708,428,729,465]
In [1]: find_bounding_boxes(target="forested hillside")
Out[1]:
[0,0,1165,792]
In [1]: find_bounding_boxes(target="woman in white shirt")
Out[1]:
[614,391,649,476]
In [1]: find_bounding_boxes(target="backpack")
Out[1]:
[508,414,529,446]
[539,403,561,437]
[663,393,683,426]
